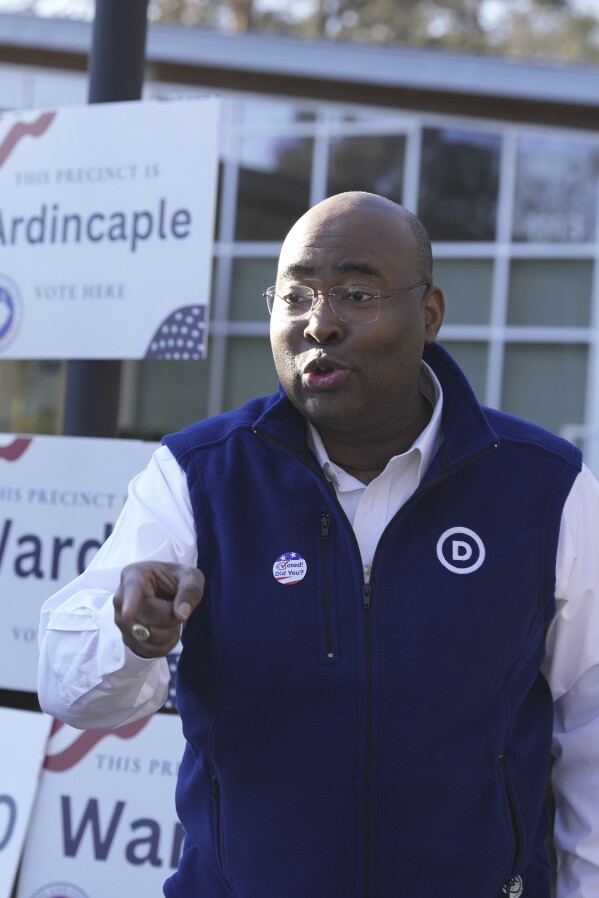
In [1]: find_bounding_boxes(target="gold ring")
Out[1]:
[131,623,151,643]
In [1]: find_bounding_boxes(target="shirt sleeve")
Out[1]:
[37,444,198,730]
[543,463,599,896]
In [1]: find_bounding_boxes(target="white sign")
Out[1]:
[17,714,185,898]
[0,708,52,898]
[0,98,219,358]
[0,433,158,691]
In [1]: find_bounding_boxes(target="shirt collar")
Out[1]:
[307,360,444,490]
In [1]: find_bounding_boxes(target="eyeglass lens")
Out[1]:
[268,286,381,323]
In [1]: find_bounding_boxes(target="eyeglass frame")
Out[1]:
[263,281,430,324]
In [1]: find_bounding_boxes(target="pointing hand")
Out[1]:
[113,561,205,658]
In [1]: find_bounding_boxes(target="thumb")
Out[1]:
[172,566,205,622]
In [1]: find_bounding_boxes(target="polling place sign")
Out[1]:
[0,433,158,692]
[0,97,219,358]
[17,714,185,898]
[0,708,52,898]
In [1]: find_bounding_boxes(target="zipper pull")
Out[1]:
[211,775,219,800]
[321,513,330,538]
[363,564,372,609]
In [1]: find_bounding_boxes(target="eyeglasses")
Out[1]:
[263,282,430,324]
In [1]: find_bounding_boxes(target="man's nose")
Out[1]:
[303,294,343,343]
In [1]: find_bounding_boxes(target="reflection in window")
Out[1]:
[508,260,592,327]
[230,258,278,321]
[502,343,587,435]
[236,136,313,241]
[513,138,599,243]
[418,128,501,241]
[327,135,405,203]
[434,259,493,325]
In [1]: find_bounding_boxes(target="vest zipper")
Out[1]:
[498,753,523,877]
[321,513,334,658]
[211,769,225,869]
[362,564,373,898]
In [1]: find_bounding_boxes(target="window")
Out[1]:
[507,260,592,327]
[419,128,501,241]
[235,136,313,241]
[513,137,599,243]
[327,134,405,202]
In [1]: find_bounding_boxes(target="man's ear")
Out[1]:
[424,286,445,344]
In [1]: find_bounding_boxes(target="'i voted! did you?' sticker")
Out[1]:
[273,552,307,585]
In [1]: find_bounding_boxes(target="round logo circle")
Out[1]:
[0,275,22,350]
[273,552,307,585]
[436,527,485,575]
[31,885,89,898]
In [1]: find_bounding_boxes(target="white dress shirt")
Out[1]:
[38,365,599,897]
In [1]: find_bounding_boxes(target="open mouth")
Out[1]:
[304,355,344,375]
[303,356,350,390]
[307,360,335,375]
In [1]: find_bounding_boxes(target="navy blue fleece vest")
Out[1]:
[162,343,581,898]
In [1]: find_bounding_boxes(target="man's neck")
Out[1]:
[317,394,433,485]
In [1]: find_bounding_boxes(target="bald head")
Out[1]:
[279,192,433,285]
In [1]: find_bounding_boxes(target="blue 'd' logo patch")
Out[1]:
[436,527,485,574]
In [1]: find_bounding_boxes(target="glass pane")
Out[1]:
[438,341,487,401]
[9,361,65,434]
[223,338,278,411]
[131,357,210,440]
[236,136,313,241]
[230,258,278,321]
[326,135,405,203]
[434,259,493,325]
[508,260,592,327]
[0,362,17,431]
[513,137,599,242]
[419,128,501,241]
[502,344,587,435]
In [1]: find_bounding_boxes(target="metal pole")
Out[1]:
[62,0,149,437]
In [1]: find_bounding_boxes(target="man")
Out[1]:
[39,192,599,897]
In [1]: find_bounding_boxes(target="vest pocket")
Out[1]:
[498,753,523,876]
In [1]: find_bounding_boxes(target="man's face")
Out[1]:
[269,198,444,441]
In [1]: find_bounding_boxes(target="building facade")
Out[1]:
[1,13,599,472]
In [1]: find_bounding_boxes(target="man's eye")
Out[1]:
[283,292,310,305]
[345,289,374,303]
